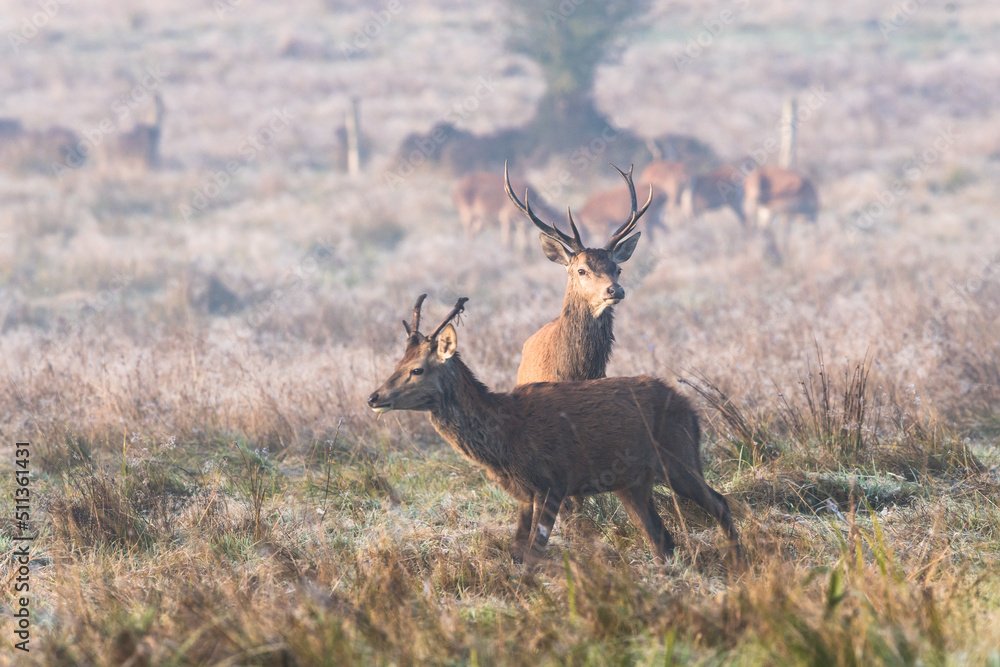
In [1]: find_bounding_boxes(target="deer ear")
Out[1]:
[436,324,458,360]
[539,234,573,265]
[611,232,640,263]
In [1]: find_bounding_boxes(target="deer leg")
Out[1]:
[775,212,789,257]
[511,500,534,563]
[526,490,563,563]
[666,468,741,558]
[615,478,675,561]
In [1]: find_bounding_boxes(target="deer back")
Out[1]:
[578,183,666,245]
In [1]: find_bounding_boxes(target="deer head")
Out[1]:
[367,295,468,414]
[505,162,652,317]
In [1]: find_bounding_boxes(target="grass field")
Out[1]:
[1,0,999,664]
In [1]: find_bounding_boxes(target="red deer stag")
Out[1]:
[639,160,691,224]
[452,172,558,252]
[576,180,667,245]
[505,162,652,384]
[506,162,652,529]
[684,166,746,225]
[367,295,741,564]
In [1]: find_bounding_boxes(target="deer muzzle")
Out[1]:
[367,391,392,414]
[605,284,625,302]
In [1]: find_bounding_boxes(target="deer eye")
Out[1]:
[410,368,424,376]
[577,268,586,276]
[616,268,622,275]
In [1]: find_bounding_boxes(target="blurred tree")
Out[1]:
[505,0,651,155]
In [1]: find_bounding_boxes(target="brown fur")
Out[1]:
[639,160,691,222]
[368,307,741,564]
[743,165,819,229]
[452,172,558,251]
[516,258,619,384]
[686,166,746,224]
[577,183,667,244]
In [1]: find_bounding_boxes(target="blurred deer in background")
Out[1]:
[743,165,819,260]
[743,165,818,228]
[100,93,165,173]
[452,171,559,252]
[639,159,691,224]
[684,166,746,225]
[577,178,667,244]
[367,295,741,565]
[0,119,80,174]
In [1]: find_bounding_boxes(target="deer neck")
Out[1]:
[555,292,615,381]
[428,354,512,472]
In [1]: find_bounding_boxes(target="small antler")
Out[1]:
[402,293,427,336]
[504,160,584,253]
[604,163,653,251]
[429,296,469,339]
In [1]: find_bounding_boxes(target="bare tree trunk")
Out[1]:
[779,98,797,169]
[346,97,362,175]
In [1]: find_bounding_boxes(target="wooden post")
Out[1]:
[346,96,362,175]
[779,97,797,169]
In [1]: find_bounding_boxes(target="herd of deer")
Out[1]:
[0,94,164,175]
[370,163,742,567]
[452,160,819,254]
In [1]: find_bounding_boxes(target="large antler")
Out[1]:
[429,296,470,339]
[402,293,427,336]
[604,163,653,251]
[504,160,584,253]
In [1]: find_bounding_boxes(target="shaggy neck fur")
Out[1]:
[554,293,615,381]
[428,353,513,473]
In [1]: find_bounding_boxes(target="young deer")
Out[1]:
[367,296,741,564]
